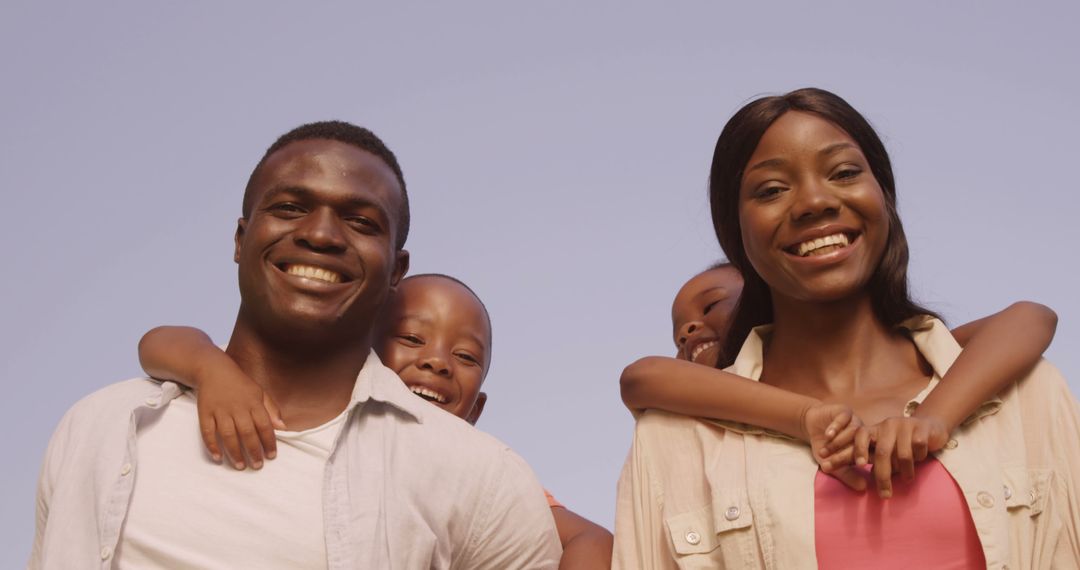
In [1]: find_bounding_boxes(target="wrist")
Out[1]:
[794,398,823,442]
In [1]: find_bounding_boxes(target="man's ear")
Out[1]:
[390,249,410,288]
[465,391,487,426]
[234,218,248,263]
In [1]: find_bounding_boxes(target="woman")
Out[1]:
[613,88,1080,569]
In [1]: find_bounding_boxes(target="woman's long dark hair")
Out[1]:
[709,88,939,365]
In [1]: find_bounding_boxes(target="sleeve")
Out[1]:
[454,450,562,570]
[543,488,564,509]
[28,408,75,569]
[612,419,676,570]
[1037,365,1080,566]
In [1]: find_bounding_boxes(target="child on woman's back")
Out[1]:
[139,274,613,569]
[622,262,1058,494]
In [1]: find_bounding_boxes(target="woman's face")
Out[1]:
[737,111,889,305]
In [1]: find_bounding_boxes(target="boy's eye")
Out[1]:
[455,352,480,365]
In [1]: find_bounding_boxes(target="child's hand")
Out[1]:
[802,403,867,492]
[855,416,950,498]
[194,353,286,470]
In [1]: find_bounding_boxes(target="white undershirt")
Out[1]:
[114,391,347,569]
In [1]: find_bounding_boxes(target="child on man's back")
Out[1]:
[139,273,613,569]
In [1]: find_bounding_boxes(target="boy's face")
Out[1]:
[670,266,743,366]
[377,276,491,424]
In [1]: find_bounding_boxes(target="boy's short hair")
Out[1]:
[242,120,411,250]
[402,273,493,350]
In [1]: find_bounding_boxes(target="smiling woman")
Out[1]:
[613,88,1080,569]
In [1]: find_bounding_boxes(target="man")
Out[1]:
[30,121,561,569]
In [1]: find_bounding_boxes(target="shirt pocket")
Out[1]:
[1001,465,1059,569]
[665,489,755,569]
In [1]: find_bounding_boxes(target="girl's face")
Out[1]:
[737,111,889,306]
[671,266,743,366]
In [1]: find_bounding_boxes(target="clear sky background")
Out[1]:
[2,1,1078,563]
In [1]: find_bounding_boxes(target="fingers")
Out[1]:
[911,422,930,463]
[263,393,287,431]
[200,413,222,463]
[251,407,278,461]
[821,446,854,473]
[896,425,915,482]
[873,423,896,499]
[234,414,264,469]
[824,418,860,456]
[854,426,872,467]
[830,466,867,492]
[824,409,852,440]
[216,416,247,470]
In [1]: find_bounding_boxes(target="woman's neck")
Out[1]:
[761,292,927,402]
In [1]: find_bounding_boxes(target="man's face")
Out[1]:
[377,276,491,424]
[234,139,409,341]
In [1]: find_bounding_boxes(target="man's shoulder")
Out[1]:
[57,377,164,431]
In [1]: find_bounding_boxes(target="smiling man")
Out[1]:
[29,121,561,569]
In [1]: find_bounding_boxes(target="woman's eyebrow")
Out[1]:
[746,157,786,174]
[819,142,857,157]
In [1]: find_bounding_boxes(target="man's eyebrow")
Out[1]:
[260,185,389,216]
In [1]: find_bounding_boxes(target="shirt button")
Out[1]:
[977,491,995,508]
[145,397,159,407]
[725,506,740,521]
[1029,489,1038,504]
[120,463,132,476]
[100,546,112,560]
[685,531,701,545]
[944,439,958,449]
[1003,485,1013,500]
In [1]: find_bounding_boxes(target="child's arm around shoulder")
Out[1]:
[139,325,284,470]
[915,301,1057,431]
[551,505,613,570]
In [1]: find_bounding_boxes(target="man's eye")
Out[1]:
[270,203,305,215]
[347,217,379,231]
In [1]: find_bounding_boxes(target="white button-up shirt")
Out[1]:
[614,316,1080,569]
[30,351,561,569]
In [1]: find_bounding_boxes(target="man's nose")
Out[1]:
[294,208,347,252]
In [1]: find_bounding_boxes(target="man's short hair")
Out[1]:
[242,121,411,250]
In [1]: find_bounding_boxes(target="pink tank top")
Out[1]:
[814,458,985,569]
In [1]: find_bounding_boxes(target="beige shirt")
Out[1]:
[31,351,561,570]
[613,316,1080,570]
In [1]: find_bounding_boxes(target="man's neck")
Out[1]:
[761,293,927,401]
[225,318,373,430]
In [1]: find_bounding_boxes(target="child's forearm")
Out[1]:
[621,356,821,441]
[915,301,1057,430]
[551,507,612,570]
[138,325,223,389]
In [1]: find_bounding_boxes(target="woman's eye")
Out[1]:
[833,167,862,180]
[756,185,785,199]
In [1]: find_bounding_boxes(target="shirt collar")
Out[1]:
[348,350,426,423]
[729,315,1001,419]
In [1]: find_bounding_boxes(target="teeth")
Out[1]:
[796,233,850,257]
[285,264,342,283]
[409,386,446,404]
[691,341,717,363]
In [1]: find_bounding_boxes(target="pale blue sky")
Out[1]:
[3,2,1078,564]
